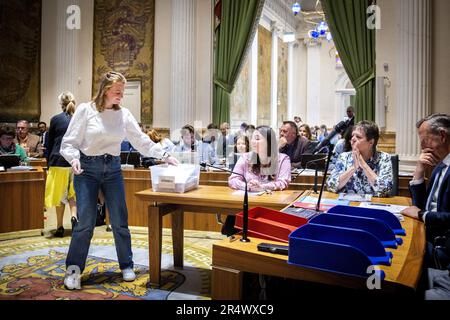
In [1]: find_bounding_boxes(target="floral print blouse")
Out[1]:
[326,151,393,197]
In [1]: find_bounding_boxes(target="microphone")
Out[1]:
[312,119,350,154]
[126,147,133,164]
[200,161,250,243]
[121,146,134,170]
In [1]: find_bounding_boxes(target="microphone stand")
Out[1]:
[313,169,319,194]
[315,147,334,212]
[200,162,250,242]
[311,120,350,211]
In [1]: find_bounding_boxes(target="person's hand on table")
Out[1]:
[401,206,421,220]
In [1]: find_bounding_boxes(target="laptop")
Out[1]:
[120,151,141,167]
[0,154,21,169]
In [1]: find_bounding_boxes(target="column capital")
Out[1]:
[303,38,322,48]
[270,21,282,34]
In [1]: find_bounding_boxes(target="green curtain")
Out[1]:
[213,0,265,125]
[321,0,376,122]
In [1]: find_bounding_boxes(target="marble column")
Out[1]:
[305,40,321,126]
[250,29,258,126]
[270,22,280,129]
[56,0,80,107]
[396,0,431,170]
[170,0,196,133]
[287,42,295,121]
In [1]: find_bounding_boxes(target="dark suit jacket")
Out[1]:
[39,131,48,158]
[410,160,450,242]
[279,135,311,168]
[46,112,72,167]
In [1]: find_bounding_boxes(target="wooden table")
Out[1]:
[0,167,45,233]
[124,168,413,232]
[28,158,47,168]
[135,185,303,286]
[211,192,425,299]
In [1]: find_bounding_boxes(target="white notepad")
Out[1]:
[338,192,372,202]
[358,202,407,221]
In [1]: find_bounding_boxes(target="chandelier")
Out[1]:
[291,1,332,42]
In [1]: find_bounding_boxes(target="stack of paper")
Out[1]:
[9,166,34,171]
[293,196,350,211]
[338,193,372,202]
[358,202,407,221]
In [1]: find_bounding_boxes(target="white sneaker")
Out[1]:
[122,268,136,282]
[64,273,81,290]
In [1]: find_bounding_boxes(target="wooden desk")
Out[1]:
[28,158,47,168]
[123,168,413,232]
[211,193,426,299]
[0,167,45,233]
[135,185,303,286]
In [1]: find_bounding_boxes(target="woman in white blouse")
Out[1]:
[60,71,178,290]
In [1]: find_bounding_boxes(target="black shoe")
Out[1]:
[54,226,65,237]
[71,216,78,230]
[106,225,112,232]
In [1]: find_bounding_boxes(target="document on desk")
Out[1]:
[296,196,350,206]
[358,202,406,221]
[292,196,350,211]
[231,190,266,196]
[8,166,35,171]
[338,192,372,202]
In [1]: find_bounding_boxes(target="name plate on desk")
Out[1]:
[158,175,175,190]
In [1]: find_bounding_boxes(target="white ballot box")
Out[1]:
[150,163,200,193]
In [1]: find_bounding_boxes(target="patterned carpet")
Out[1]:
[0,227,223,300]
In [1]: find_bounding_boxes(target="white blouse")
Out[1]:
[61,102,165,164]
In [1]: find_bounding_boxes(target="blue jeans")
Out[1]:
[65,153,133,273]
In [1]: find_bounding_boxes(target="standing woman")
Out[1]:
[45,92,78,237]
[60,71,178,290]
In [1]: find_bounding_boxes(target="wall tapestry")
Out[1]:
[93,0,155,124]
[0,0,41,122]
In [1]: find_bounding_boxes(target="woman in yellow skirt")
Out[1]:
[45,92,77,237]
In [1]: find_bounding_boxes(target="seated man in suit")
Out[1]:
[401,113,450,299]
[278,121,311,169]
[15,120,43,158]
[38,121,48,158]
[216,122,235,165]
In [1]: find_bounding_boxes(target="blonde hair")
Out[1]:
[58,91,76,112]
[93,71,126,112]
[66,102,76,116]
[147,129,162,143]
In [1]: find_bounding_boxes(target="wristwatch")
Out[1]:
[418,210,426,222]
